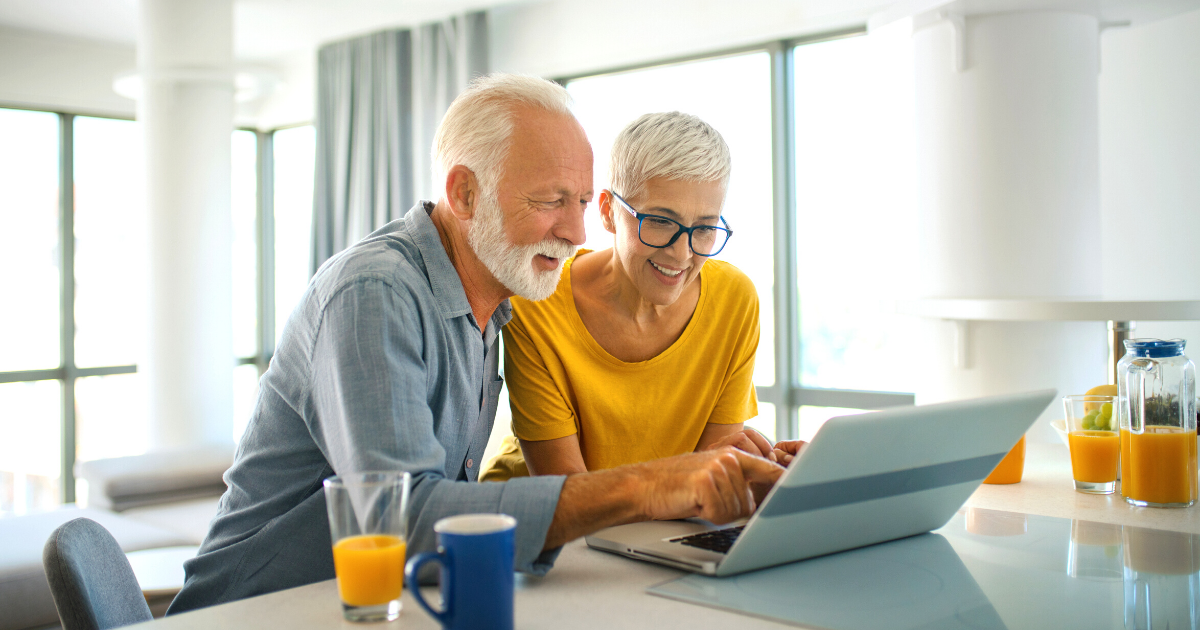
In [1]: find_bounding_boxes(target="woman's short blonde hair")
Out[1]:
[609,112,732,201]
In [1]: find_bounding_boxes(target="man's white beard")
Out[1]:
[468,193,576,301]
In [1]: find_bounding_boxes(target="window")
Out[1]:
[790,28,920,438]
[72,117,148,467]
[0,108,62,513]
[792,30,919,396]
[0,105,314,511]
[0,109,59,372]
[0,381,61,514]
[232,130,259,360]
[231,129,260,443]
[74,116,145,369]
[76,373,148,462]
[273,126,316,343]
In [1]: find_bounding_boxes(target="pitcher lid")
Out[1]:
[1123,338,1186,358]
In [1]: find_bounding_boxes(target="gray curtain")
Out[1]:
[311,12,489,275]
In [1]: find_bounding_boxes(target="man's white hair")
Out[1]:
[609,112,732,201]
[432,73,574,198]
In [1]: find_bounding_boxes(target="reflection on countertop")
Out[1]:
[651,507,1199,630]
[949,508,1198,630]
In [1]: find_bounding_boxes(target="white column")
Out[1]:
[138,0,234,449]
[913,11,1108,441]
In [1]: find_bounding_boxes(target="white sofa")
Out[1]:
[0,444,230,630]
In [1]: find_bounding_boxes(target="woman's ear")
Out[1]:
[445,165,478,220]
[598,190,617,235]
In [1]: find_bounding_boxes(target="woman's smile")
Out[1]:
[648,259,686,281]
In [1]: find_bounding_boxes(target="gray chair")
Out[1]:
[42,518,153,630]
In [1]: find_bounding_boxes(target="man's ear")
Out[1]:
[598,190,617,235]
[445,165,478,220]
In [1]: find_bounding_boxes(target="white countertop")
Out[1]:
[131,443,1199,630]
[969,442,1200,534]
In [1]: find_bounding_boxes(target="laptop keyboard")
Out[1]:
[669,525,745,554]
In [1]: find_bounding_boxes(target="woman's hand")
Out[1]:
[702,428,778,463]
[770,440,806,466]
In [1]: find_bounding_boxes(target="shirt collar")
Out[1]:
[405,201,513,332]
[486,300,512,347]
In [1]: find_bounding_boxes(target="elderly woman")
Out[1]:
[482,112,788,481]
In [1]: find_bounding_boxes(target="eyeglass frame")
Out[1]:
[609,190,733,257]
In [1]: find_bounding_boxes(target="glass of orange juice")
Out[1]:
[1064,395,1120,494]
[324,471,411,622]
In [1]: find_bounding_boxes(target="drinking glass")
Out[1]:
[324,471,411,622]
[1063,395,1120,494]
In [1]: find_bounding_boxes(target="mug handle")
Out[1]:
[405,551,450,623]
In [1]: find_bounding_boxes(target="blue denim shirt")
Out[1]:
[168,202,566,614]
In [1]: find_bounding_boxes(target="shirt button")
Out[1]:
[466,458,475,468]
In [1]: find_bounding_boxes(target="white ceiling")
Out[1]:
[0,0,514,60]
[0,0,137,44]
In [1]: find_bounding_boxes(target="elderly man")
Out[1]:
[168,74,783,614]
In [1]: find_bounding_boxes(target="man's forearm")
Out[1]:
[542,466,645,550]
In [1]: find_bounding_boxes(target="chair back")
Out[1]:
[43,517,153,630]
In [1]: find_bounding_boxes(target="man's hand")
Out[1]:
[636,447,784,524]
[542,447,786,550]
[701,429,778,463]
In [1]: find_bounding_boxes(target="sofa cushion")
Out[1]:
[75,443,233,512]
[0,506,190,630]
[121,498,221,546]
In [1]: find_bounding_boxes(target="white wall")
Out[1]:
[1099,8,1200,345]
[0,25,135,117]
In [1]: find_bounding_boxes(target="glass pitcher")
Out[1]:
[1117,339,1197,508]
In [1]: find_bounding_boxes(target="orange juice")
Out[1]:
[983,436,1025,484]
[1068,430,1120,482]
[332,534,406,607]
[1126,427,1198,506]
[1120,429,1132,496]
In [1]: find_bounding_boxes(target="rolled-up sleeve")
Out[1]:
[308,276,565,574]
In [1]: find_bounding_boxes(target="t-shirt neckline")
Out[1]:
[564,249,708,367]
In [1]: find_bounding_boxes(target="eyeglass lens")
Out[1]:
[639,216,728,256]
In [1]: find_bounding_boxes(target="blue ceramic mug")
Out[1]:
[405,514,516,630]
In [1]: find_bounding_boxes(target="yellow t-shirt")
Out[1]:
[480,251,759,481]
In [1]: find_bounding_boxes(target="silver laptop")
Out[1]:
[586,390,1055,576]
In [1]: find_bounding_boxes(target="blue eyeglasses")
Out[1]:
[610,190,733,257]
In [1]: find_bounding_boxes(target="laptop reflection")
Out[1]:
[649,532,1005,630]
